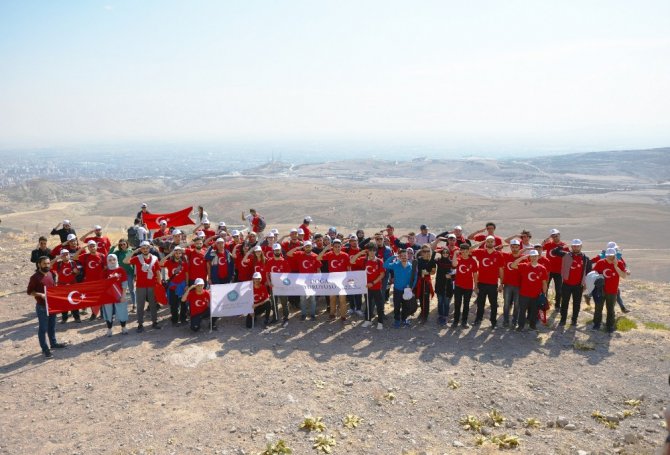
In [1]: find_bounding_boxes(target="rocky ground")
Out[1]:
[1,233,669,455]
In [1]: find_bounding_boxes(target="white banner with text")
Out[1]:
[270,271,367,296]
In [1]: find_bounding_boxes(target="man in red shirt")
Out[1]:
[124,241,162,332]
[552,239,593,327]
[468,222,504,250]
[265,243,292,326]
[318,239,350,321]
[592,248,627,333]
[180,278,211,332]
[344,234,364,316]
[542,228,568,311]
[27,256,67,358]
[73,240,106,320]
[288,241,322,320]
[350,244,386,329]
[501,239,523,327]
[451,244,479,328]
[511,250,548,331]
[80,225,112,256]
[248,272,271,328]
[242,208,265,234]
[299,216,313,241]
[160,246,189,326]
[51,250,82,323]
[471,236,504,328]
[187,237,208,285]
[385,225,399,253]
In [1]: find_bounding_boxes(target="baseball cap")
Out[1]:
[605,248,617,256]
[607,241,618,249]
[253,245,262,252]
[94,225,102,230]
[141,203,147,208]
[218,221,226,227]
[571,239,583,246]
[66,233,77,241]
[290,228,298,233]
[140,240,151,247]
[550,228,560,235]
[60,250,70,256]
[510,239,521,245]
[486,235,495,241]
[252,272,262,279]
[215,237,225,243]
[328,226,337,233]
[196,231,205,238]
[172,229,182,235]
[87,240,96,246]
[333,239,342,244]
[271,228,279,235]
[453,225,462,230]
[420,224,428,230]
[202,218,210,224]
[232,230,240,236]
[173,246,183,251]
[304,241,313,247]
[298,228,304,235]
[194,278,205,286]
[159,220,168,226]
[63,219,71,225]
[304,216,313,222]
[349,234,357,239]
[528,250,539,256]
[272,243,282,250]
[447,233,457,239]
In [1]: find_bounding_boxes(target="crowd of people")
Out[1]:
[27,205,631,358]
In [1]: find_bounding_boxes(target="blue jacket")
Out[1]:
[383,257,416,289]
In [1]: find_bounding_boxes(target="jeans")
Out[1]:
[594,292,616,331]
[452,286,473,325]
[348,294,363,311]
[475,283,499,325]
[560,283,583,324]
[518,295,539,330]
[126,273,136,306]
[36,303,57,353]
[502,285,520,325]
[437,278,454,319]
[301,295,317,317]
[616,289,626,310]
[190,308,211,332]
[548,272,562,307]
[392,290,411,322]
[365,289,385,323]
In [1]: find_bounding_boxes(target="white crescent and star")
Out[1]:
[217,257,227,266]
[302,260,312,271]
[506,262,514,271]
[603,269,615,278]
[193,299,206,308]
[482,258,492,267]
[62,267,72,276]
[458,265,468,274]
[88,260,98,269]
[528,272,538,282]
[67,291,85,305]
[192,256,203,266]
[331,260,342,270]
[271,266,282,273]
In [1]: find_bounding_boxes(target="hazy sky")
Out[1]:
[1,1,669,154]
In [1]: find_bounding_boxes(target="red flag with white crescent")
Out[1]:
[143,207,195,230]
[45,279,121,315]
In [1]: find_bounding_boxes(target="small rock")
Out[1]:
[480,427,492,436]
[525,429,532,436]
[556,416,569,428]
[343,380,354,387]
[229,427,237,433]
[606,415,620,423]
[564,424,576,431]
[452,440,465,447]
[623,433,637,444]
[577,450,590,455]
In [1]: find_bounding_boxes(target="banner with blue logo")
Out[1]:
[210,281,254,317]
[270,271,367,296]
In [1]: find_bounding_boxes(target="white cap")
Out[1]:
[194,278,205,286]
[60,249,70,255]
[298,228,304,235]
[304,216,313,222]
[66,233,77,241]
[94,225,102,230]
[528,250,539,256]
[87,240,97,246]
[140,240,151,247]
[253,245,262,252]
[252,272,262,279]
[447,233,457,239]
[141,203,147,208]
[571,239,583,246]
[485,235,495,241]
[349,234,357,239]
[605,248,617,256]
[304,241,313,247]
[196,231,205,238]
[159,220,167,226]
[290,228,298,233]
[172,229,182,235]
[607,241,618,249]
[266,232,275,237]
[272,243,282,250]
[215,237,225,243]
[271,228,279,235]
[510,239,520,245]
[328,226,337,233]
[63,219,71,225]
[202,218,210,224]
[247,231,257,236]
[333,239,342,244]
[232,230,240,236]
[218,221,226,227]
[550,228,560,235]
[453,225,462,230]
[173,246,183,251]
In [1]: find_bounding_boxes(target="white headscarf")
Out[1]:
[107,254,119,270]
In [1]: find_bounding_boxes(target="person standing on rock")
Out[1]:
[27,256,67,358]
[50,219,76,243]
[124,241,162,332]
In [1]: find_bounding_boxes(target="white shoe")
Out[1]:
[361,320,371,328]
[355,310,365,317]
[121,326,128,335]
[377,323,383,330]
[106,328,112,337]
[347,309,354,315]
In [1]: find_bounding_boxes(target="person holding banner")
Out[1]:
[181,278,212,332]
[383,249,417,329]
[248,272,271,328]
[73,240,106,321]
[318,239,351,321]
[102,255,129,336]
[161,246,189,326]
[124,241,162,333]
[287,241,322,321]
[27,256,66,358]
[351,244,386,330]
[265,243,292,326]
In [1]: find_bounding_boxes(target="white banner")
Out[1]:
[210,281,254,317]
[270,271,367,296]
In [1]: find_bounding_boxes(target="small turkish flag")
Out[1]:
[143,207,195,230]
[154,283,168,306]
[45,279,122,315]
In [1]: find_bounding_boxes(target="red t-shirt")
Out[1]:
[322,251,350,272]
[454,256,478,290]
[518,262,548,298]
[543,241,568,273]
[209,249,231,280]
[253,284,269,304]
[261,245,274,261]
[83,236,112,256]
[187,290,210,317]
[164,257,188,286]
[251,215,263,233]
[501,252,523,286]
[130,254,161,288]
[187,248,208,281]
[80,252,106,282]
[52,260,80,285]
[105,268,128,301]
[344,246,363,269]
[292,251,322,273]
[473,234,503,249]
[564,254,585,286]
[299,223,311,241]
[471,249,503,285]
[363,257,385,291]
[237,260,254,282]
[265,257,292,275]
[593,259,624,294]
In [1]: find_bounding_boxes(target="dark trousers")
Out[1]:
[594,292,616,331]
[190,308,213,332]
[453,286,473,325]
[348,294,362,311]
[560,283,582,324]
[36,304,57,353]
[437,278,454,319]
[246,301,271,328]
[474,283,498,325]
[60,309,80,322]
[168,287,188,323]
[366,289,385,323]
[392,290,411,322]
[518,295,539,330]
[548,272,563,307]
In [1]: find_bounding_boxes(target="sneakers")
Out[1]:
[136,325,144,333]
[461,322,469,328]
[621,307,630,313]
[361,320,371,328]
[377,322,383,330]
[308,315,316,321]
[300,315,307,321]
[402,320,410,328]
[52,343,66,349]
[106,328,112,337]
[282,319,289,327]
[152,323,161,330]
[393,320,402,329]
[355,310,364,318]
[43,350,53,358]
[121,326,128,335]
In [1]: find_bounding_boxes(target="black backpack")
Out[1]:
[127,226,140,248]
[256,216,267,231]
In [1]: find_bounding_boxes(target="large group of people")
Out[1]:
[27,204,631,358]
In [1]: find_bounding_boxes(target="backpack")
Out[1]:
[127,226,140,248]
[256,216,266,231]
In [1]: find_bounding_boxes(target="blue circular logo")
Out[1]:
[227,290,239,301]
[282,278,291,286]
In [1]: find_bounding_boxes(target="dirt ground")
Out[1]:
[1,232,669,455]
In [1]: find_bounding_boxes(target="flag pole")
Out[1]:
[273,295,278,324]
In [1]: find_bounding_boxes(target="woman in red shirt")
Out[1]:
[180,278,212,332]
[102,255,129,336]
[248,272,271,328]
[160,246,189,326]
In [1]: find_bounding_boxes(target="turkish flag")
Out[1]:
[154,283,168,306]
[45,279,122,315]
[143,207,195,230]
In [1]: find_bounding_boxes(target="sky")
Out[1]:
[1,0,669,156]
